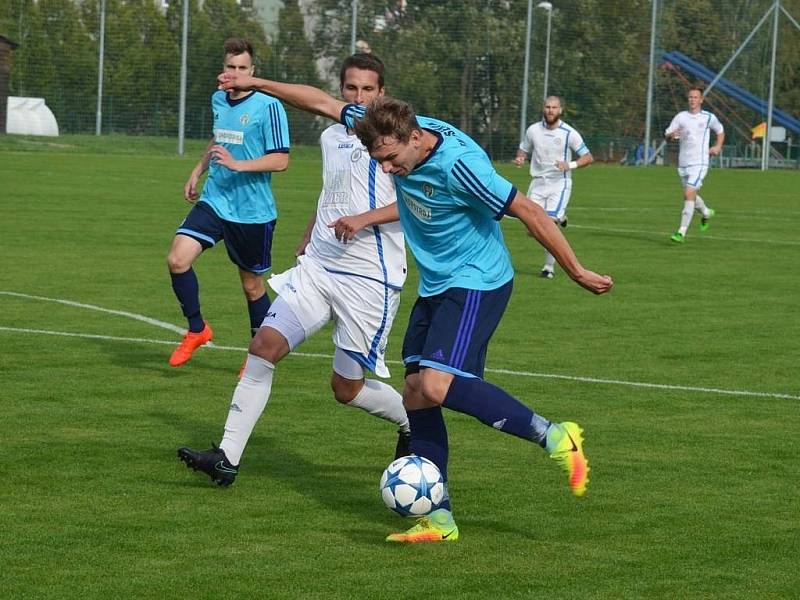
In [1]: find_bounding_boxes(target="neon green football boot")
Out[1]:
[670,232,684,243]
[386,508,459,543]
[546,422,590,497]
[700,208,715,232]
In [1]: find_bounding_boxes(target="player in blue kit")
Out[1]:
[166,38,290,367]
[217,74,613,543]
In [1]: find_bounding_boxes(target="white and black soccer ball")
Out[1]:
[379,455,445,517]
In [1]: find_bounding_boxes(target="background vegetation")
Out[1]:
[2,0,800,156]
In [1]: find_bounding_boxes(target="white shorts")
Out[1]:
[526,176,573,222]
[265,255,400,378]
[678,165,708,190]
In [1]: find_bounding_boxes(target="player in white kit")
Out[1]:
[178,54,410,485]
[665,87,725,243]
[514,96,593,278]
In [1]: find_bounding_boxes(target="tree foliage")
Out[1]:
[2,0,799,154]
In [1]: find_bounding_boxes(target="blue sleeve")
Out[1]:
[448,154,517,220]
[340,103,366,128]
[262,100,290,153]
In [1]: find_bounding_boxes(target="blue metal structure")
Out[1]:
[661,50,800,135]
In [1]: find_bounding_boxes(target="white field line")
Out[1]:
[0,291,188,336]
[569,224,800,246]
[1,325,797,402]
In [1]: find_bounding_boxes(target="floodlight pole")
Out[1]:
[350,0,358,54]
[95,0,106,136]
[762,1,779,171]
[178,0,189,156]
[643,0,657,167]
[519,0,534,144]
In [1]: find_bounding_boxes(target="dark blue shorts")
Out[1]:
[401,280,513,379]
[176,201,275,274]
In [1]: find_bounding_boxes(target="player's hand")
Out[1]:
[709,146,721,156]
[512,156,525,168]
[209,145,239,171]
[668,128,681,141]
[555,160,569,172]
[573,269,614,295]
[218,72,256,92]
[328,215,366,243]
[184,173,200,203]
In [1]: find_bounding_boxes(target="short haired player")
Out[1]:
[166,38,290,367]
[214,73,613,543]
[178,54,411,485]
[513,96,593,278]
[665,87,724,243]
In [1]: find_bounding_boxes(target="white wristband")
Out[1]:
[569,160,578,170]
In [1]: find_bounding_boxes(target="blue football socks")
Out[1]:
[442,375,551,447]
[407,406,451,511]
[247,293,271,337]
[170,268,204,333]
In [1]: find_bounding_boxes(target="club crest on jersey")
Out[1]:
[423,184,434,198]
[240,113,250,125]
[351,148,363,162]
[553,138,562,146]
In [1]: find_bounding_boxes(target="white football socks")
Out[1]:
[694,195,710,218]
[543,250,556,272]
[678,200,694,235]
[346,379,409,432]
[219,353,275,465]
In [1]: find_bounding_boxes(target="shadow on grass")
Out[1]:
[152,406,542,543]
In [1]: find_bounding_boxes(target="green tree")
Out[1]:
[269,0,324,144]
[167,0,271,139]
[9,0,95,133]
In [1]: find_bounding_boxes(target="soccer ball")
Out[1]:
[379,455,445,517]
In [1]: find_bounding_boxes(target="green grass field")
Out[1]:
[1,135,798,599]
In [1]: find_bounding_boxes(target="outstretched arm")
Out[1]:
[506,192,613,295]
[218,73,346,121]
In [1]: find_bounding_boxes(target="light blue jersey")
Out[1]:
[342,104,516,296]
[201,90,290,224]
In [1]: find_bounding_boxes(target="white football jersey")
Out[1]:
[305,124,406,289]
[665,110,723,168]
[520,120,590,179]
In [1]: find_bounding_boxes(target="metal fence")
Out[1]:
[2,0,799,166]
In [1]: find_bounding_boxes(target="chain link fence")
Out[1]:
[2,0,799,164]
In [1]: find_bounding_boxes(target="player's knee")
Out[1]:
[402,373,428,410]
[331,375,361,404]
[419,374,448,406]
[248,328,287,364]
[241,277,266,301]
[166,252,191,273]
